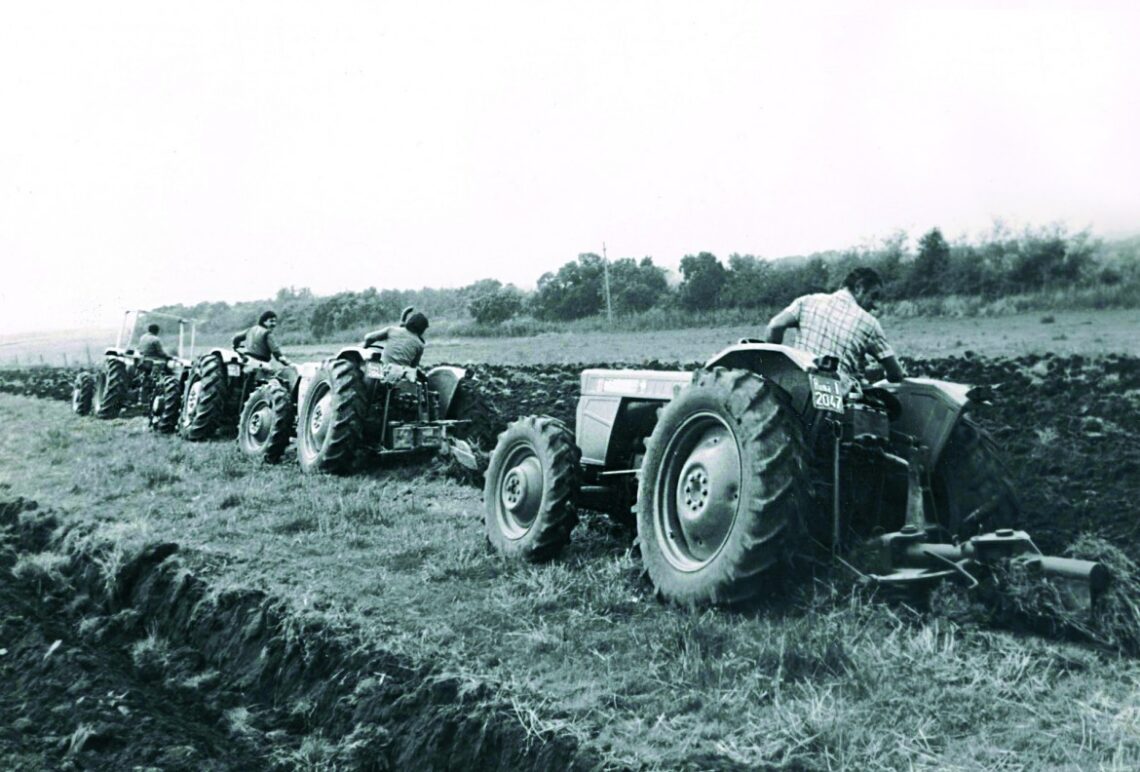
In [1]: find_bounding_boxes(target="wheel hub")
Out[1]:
[309,394,331,444]
[247,405,271,442]
[498,455,543,537]
[659,417,742,570]
[185,381,201,416]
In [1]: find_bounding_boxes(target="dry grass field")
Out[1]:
[3,308,1136,369]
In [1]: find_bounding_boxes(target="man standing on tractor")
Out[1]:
[232,311,291,366]
[363,311,429,368]
[765,267,906,383]
[138,323,172,361]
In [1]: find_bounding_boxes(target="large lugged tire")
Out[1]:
[932,417,1020,537]
[297,359,366,474]
[93,358,128,419]
[637,368,809,607]
[71,372,95,415]
[148,376,183,434]
[239,381,295,463]
[484,415,579,561]
[179,354,227,441]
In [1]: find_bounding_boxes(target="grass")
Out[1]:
[3,394,1140,768]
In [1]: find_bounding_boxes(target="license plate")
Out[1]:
[227,364,241,377]
[364,362,384,379]
[810,374,845,414]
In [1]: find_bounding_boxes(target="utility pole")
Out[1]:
[602,242,613,324]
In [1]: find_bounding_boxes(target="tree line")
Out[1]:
[153,225,1138,340]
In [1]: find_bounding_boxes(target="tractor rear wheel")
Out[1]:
[93,358,128,419]
[239,381,294,463]
[637,368,809,608]
[148,376,183,434]
[448,378,500,481]
[179,354,226,441]
[297,358,365,474]
[932,417,1020,537]
[71,372,95,415]
[484,415,579,561]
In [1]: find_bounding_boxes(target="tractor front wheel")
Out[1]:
[149,376,183,434]
[71,372,95,416]
[637,367,809,608]
[484,415,579,561]
[239,381,294,463]
[93,358,128,419]
[297,359,365,474]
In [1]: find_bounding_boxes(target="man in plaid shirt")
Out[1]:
[765,267,906,383]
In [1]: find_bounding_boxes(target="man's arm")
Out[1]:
[879,355,905,383]
[232,330,247,350]
[765,307,799,344]
[266,331,289,365]
[363,327,391,347]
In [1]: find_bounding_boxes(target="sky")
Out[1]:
[1,1,1138,335]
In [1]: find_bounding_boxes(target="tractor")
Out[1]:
[71,310,197,427]
[176,348,284,441]
[251,343,494,473]
[482,342,1108,608]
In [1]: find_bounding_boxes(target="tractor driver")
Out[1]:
[765,267,906,383]
[232,311,291,366]
[363,311,428,368]
[138,323,172,361]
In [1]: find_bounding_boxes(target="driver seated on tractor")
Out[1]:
[363,311,428,370]
[232,311,291,367]
[764,267,906,385]
[138,323,172,362]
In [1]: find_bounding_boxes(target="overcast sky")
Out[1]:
[1,1,1138,335]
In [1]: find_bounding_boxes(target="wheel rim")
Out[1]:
[246,399,272,448]
[301,382,332,460]
[149,394,163,425]
[654,411,741,572]
[494,444,544,539]
[183,379,202,425]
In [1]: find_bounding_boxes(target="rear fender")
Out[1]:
[426,366,468,417]
[335,346,381,365]
[704,342,818,414]
[876,378,971,465]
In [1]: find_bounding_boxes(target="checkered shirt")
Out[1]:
[772,288,895,378]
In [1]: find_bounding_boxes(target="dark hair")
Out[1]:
[404,312,429,336]
[146,323,160,335]
[258,311,278,326]
[400,306,416,325]
[843,267,883,293]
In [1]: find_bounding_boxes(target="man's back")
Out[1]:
[138,332,168,359]
[234,324,278,362]
[777,288,894,378]
[376,326,424,367]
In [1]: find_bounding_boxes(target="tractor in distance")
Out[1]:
[235,339,495,473]
[482,341,1109,609]
[71,310,198,432]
